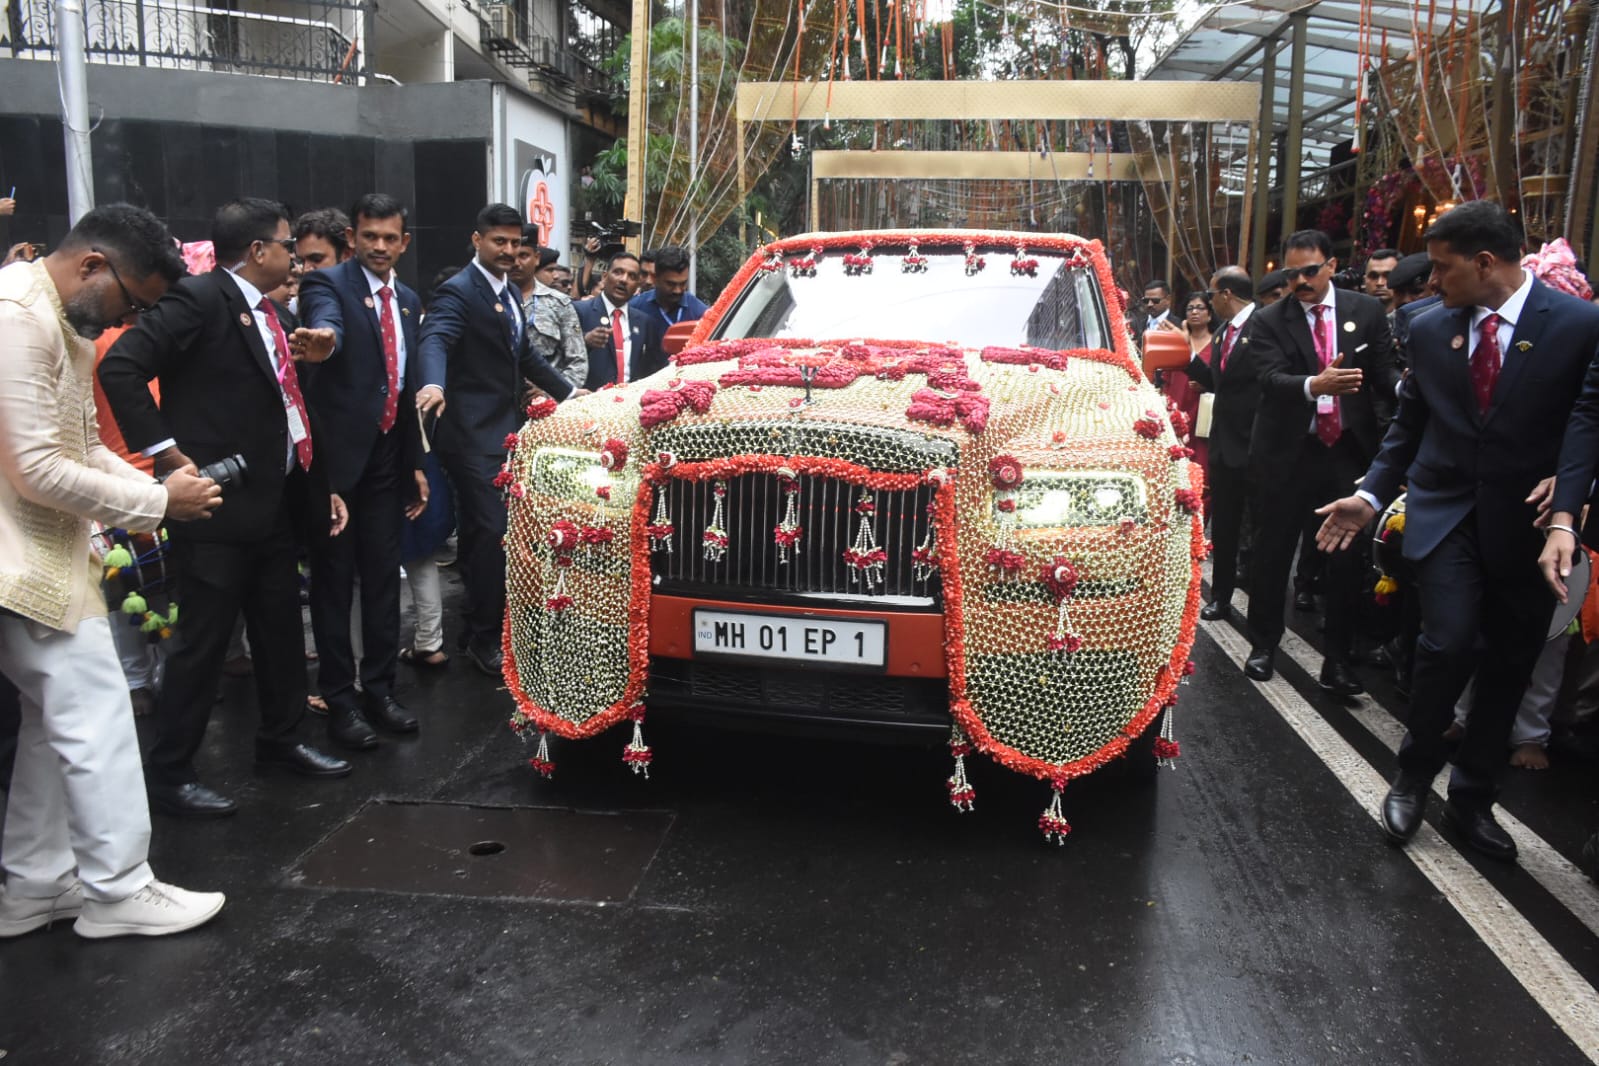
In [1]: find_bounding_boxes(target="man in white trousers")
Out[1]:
[0,203,227,938]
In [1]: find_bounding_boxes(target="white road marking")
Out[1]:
[1199,612,1599,1061]
[1227,583,1599,943]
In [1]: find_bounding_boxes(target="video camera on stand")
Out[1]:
[588,219,643,259]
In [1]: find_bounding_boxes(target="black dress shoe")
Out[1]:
[467,643,504,677]
[148,781,238,818]
[1441,801,1518,862]
[255,740,353,778]
[1381,774,1431,842]
[1293,589,1317,612]
[1244,646,1275,682]
[327,706,379,751]
[364,695,419,735]
[1318,659,1364,697]
[1200,599,1233,622]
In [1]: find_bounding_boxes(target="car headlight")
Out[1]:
[531,447,639,503]
[1002,471,1147,528]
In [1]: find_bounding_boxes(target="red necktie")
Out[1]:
[1471,312,1502,414]
[611,307,627,384]
[1219,323,1237,371]
[377,284,399,432]
[1311,304,1341,447]
[257,298,314,470]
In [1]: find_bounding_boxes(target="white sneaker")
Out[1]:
[73,880,225,939]
[0,881,84,937]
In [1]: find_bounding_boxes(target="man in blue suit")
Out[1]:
[294,193,426,749]
[1318,201,1599,861]
[575,251,668,389]
[415,204,576,675]
[627,244,708,329]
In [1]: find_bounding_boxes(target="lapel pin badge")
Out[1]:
[1451,335,1465,350]
[1516,340,1532,351]
[363,296,376,309]
[401,307,411,317]
[239,312,253,327]
[493,302,504,314]
[1343,320,1356,332]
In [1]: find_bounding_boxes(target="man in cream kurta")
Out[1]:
[0,203,226,939]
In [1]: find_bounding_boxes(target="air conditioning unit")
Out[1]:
[482,4,515,40]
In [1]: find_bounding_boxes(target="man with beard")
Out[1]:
[0,204,225,936]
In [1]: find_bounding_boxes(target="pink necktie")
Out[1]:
[612,308,627,384]
[257,298,314,470]
[377,285,399,432]
[1311,304,1341,447]
[1471,313,1501,414]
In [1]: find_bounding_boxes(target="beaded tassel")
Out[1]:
[912,501,939,584]
[529,731,555,778]
[947,728,976,811]
[622,705,652,777]
[1153,705,1181,768]
[702,480,729,561]
[843,490,886,588]
[647,483,674,553]
[774,471,802,563]
[1039,776,1071,844]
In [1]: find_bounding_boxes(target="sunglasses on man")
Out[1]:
[1282,262,1329,282]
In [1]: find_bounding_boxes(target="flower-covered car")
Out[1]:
[501,231,1203,838]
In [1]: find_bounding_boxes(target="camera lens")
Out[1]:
[196,454,248,492]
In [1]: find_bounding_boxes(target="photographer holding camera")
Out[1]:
[100,198,353,819]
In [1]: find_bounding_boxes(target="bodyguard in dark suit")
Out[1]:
[1321,201,1599,861]
[294,194,425,750]
[1243,229,1398,694]
[415,204,576,675]
[1182,267,1258,621]
[100,198,351,817]
[575,251,669,389]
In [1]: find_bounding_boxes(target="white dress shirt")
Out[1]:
[363,264,407,382]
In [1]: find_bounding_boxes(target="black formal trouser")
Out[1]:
[1295,511,1326,593]
[147,515,308,786]
[1247,433,1366,660]
[1206,459,1249,603]
[440,450,507,655]
[1397,517,1553,803]
[310,429,404,711]
[0,672,18,791]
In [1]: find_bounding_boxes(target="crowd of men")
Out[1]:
[0,195,703,938]
[1153,203,1599,863]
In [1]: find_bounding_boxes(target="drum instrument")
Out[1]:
[1371,493,1407,578]
[1547,547,1591,641]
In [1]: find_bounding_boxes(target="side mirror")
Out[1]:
[663,320,697,357]
[1141,328,1191,378]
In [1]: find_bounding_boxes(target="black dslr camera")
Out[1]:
[158,453,248,492]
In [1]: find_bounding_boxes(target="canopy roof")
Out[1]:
[1144,0,1491,157]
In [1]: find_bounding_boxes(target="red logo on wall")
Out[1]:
[527,180,556,247]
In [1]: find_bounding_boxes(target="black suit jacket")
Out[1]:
[296,259,424,494]
[1184,312,1260,470]
[415,264,573,455]
[1247,287,1399,486]
[98,269,329,543]
[1366,278,1599,564]
[574,294,669,390]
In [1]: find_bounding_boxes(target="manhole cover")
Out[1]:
[293,801,673,903]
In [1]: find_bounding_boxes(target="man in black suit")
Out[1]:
[1321,201,1599,861]
[1182,266,1257,622]
[293,194,426,750]
[100,198,352,817]
[575,251,667,389]
[1243,229,1398,694]
[415,204,577,676]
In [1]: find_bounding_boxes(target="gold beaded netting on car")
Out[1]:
[501,232,1203,789]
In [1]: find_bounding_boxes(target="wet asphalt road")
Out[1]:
[3,570,1599,1066]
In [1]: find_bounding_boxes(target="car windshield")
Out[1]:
[709,244,1115,350]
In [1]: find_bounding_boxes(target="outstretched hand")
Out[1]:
[1314,495,1376,553]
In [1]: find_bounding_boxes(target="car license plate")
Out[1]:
[692,609,886,668]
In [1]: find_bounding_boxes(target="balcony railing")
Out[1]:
[476,2,612,100]
[3,0,368,83]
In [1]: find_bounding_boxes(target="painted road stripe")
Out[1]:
[1199,615,1599,1061]
[1223,583,1599,944]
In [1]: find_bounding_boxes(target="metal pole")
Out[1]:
[1250,36,1276,277]
[1281,12,1308,248]
[688,0,699,291]
[622,0,650,254]
[56,0,94,224]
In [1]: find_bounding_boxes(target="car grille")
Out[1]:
[652,471,941,606]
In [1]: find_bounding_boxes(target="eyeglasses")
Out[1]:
[1141,296,1165,305]
[94,248,157,316]
[1282,262,1328,282]
[261,237,298,254]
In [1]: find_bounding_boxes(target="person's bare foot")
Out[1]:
[1443,722,1465,742]
[1510,743,1550,770]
